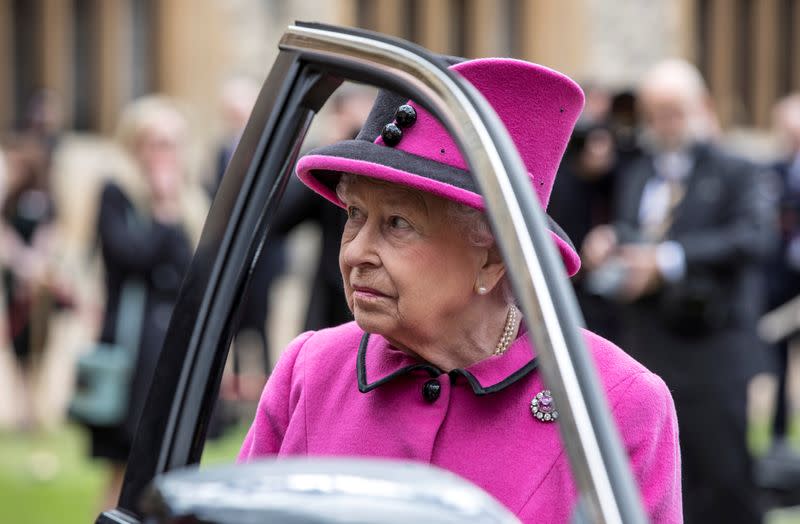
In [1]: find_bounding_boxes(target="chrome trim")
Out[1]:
[281,24,645,524]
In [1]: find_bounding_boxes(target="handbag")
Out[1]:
[68,279,146,426]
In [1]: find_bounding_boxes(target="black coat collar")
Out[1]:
[356,330,539,396]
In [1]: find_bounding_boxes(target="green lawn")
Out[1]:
[2,421,800,523]
[0,423,248,524]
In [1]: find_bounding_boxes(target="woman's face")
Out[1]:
[338,178,490,348]
[136,124,184,200]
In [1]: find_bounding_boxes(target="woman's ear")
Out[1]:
[475,245,506,294]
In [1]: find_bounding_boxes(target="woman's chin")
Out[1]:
[352,311,392,336]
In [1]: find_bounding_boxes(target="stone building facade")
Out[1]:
[0,0,798,141]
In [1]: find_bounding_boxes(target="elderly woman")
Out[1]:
[239,58,681,522]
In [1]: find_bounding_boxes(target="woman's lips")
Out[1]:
[352,286,390,300]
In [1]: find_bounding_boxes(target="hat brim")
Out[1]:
[296,140,581,277]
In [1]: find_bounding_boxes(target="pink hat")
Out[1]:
[296,58,584,276]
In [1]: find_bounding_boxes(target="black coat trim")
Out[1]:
[357,333,440,393]
[357,332,539,396]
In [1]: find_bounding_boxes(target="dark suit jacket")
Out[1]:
[765,158,800,308]
[612,142,776,389]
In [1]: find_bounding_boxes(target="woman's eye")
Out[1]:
[347,206,363,220]
[389,216,411,229]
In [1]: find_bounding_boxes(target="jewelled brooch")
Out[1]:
[530,389,558,422]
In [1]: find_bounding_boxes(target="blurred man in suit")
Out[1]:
[763,94,800,458]
[549,89,642,342]
[583,59,776,523]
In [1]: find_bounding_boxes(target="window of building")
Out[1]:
[72,0,98,131]
[11,0,41,130]
[694,0,799,128]
[130,0,157,99]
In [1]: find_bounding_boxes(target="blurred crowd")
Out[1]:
[0,90,75,435]
[550,60,798,522]
[2,58,800,521]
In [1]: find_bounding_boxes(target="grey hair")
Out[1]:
[336,173,515,303]
[445,200,493,248]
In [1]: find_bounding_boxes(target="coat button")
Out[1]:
[422,379,441,403]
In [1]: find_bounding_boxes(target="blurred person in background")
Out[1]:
[212,75,260,193]
[762,94,800,465]
[88,96,207,510]
[209,74,284,404]
[22,89,65,166]
[582,59,776,523]
[0,134,65,432]
[0,89,70,433]
[0,147,5,208]
[549,88,641,342]
[269,84,375,331]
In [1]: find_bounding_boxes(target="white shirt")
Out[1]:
[638,151,693,282]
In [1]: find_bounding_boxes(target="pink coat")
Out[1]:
[239,321,682,522]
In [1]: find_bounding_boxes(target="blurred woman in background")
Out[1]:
[88,96,207,510]
[1,135,61,432]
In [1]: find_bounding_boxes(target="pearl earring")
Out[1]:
[477,286,488,295]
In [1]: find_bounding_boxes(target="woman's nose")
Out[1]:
[342,222,380,268]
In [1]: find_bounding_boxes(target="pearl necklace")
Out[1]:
[493,305,519,356]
